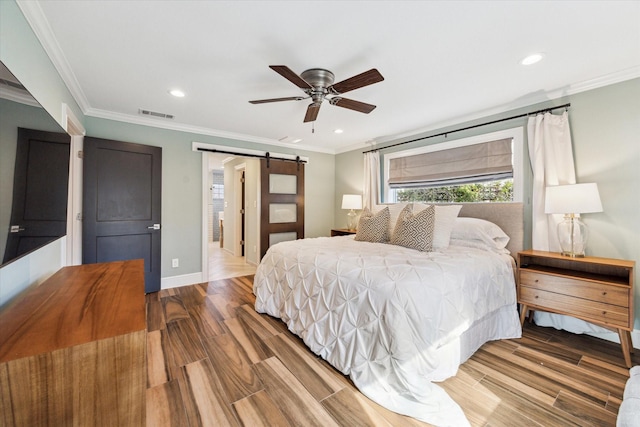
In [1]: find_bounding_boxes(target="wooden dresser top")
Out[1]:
[0,259,146,362]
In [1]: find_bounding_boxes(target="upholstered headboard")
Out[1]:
[455,202,524,256]
[374,201,524,256]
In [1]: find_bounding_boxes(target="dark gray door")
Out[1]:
[83,137,162,293]
[3,128,70,263]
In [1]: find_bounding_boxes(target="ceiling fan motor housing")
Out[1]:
[300,68,335,88]
[301,68,334,104]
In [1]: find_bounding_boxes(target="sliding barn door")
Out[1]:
[260,159,304,259]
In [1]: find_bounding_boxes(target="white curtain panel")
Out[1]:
[527,111,609,334]
[527,111,576,252]
[363,151,381,209]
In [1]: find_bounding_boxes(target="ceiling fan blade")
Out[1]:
[249,96,305,104]
[328,68,384,94]
[269,65,313,89]
[330,97,376,114]
[303,103,321,122]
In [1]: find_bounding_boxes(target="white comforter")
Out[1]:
[254,236,522,426]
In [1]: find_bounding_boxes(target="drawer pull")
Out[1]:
[602,292,607,296]
[534,279,539,283]
[535,295,539,299]
[602,311,607,315]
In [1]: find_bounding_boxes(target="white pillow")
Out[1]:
[413,204,462,250]
[450,217,510,249]
[449,238,511,254]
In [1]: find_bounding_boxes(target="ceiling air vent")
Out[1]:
[138,108,174,119]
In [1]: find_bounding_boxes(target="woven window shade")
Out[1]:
[388,138,513,188]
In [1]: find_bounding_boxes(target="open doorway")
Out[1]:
[198,144,308,284]
[206,153,256,282]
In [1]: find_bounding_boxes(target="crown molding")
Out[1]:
[17,0,640,157]
[566,66,640,94]
[16,0,337,155]
[336,67,640,155]
[17,0,91,112]
[0,86,40,108]
[85,108,336,155]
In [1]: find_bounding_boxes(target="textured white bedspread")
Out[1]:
[254,236,521,426]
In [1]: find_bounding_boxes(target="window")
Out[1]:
[384,127,524,203]
[212,184,224,200]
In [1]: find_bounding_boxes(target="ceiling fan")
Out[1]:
[249,65,384,123]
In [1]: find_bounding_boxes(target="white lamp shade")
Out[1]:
[341,194,362,210]
[544,183,603,214]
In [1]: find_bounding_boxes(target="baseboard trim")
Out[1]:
[161,272,203,290]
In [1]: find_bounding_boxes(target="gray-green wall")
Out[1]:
[85,117,335,281]
[335,77,640,327]
[0,1,83,129]
[0,0,335,305]
[0,0,83,307]
[3,0,638,335]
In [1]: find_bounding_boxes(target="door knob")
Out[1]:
[147,224,161,230]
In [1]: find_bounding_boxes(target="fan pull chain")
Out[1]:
[312,122,315,133]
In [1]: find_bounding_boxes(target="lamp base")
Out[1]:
[557,214,588,258]
[346,210,357,231]
[561,251,585,258]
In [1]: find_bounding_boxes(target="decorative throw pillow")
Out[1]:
[355,207,390,243]
[374,203,411,239]
[413,204,462,250]
[390,204,435,252]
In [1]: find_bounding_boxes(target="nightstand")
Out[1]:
[517,250,635,367]
[331,229,356,237]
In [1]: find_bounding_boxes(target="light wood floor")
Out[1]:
[208,243,256,282]
[146,275,635,426]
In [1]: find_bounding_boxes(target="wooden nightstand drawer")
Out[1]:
[519,270,629,307]
[519,286,629,328]
[517,250,635,367]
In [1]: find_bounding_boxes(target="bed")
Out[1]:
[254,202,523,426]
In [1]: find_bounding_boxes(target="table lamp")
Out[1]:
[341,194,362,231]
[544,183,603,257]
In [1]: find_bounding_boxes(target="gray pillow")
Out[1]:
[355,207,390,243]
[390,204,435,252]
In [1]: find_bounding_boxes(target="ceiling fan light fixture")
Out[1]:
[521,53,544,66]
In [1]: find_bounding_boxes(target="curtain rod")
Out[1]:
[196,147,307,164]
[362,103,571,154]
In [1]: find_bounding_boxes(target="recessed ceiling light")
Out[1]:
[169,89,185,97]
[334,129,344,134]
[521,53,544,66]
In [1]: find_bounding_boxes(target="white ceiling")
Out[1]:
[21,1,640,154]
